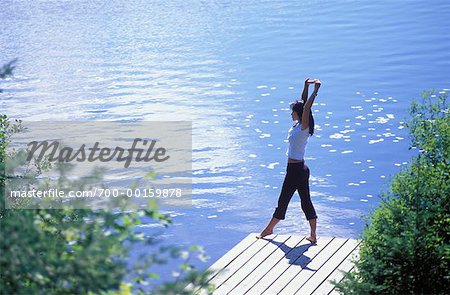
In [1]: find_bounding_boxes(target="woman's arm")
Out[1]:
[301,79,320,130]
[301,78,311,102]
[301,77,315,101]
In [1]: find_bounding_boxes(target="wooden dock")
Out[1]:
[187,233,360,295]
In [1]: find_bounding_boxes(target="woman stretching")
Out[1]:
[257,78,320,243]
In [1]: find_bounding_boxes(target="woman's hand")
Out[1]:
[314,79,321,91]
[305,77,315,86]
[304,77,310,87]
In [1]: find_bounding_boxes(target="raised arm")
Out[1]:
[301,77,315,101]
[301,79,320,130]
[301,77,311,102]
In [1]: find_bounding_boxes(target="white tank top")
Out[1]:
[286,123,309,160]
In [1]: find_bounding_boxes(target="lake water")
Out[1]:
[1,0,449,290]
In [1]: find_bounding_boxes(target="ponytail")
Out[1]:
[308,111,315,136]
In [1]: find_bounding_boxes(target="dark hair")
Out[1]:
[290,100,315,136]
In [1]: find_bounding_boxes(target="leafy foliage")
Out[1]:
[0,63,215,294]
[333,90,450,294]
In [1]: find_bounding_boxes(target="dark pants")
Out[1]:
[273,161,317,221]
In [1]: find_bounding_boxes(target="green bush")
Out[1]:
[0,63,215,294]
[333,90,450,294]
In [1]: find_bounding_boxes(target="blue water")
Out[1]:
[1,0,449,290]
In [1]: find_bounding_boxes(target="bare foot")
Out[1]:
[306,236,317,243]
[256,229,273,239]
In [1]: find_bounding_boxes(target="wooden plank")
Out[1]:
[245,236,330,294]
[232,235,305,294]
[312,245,360,295]
[295,239,360,294]
[275,238,348,294]
[213,234,292,295]
[186,234,360,295]
[185,232,259,293]
[204,232,260,277]
[328,265,356,295]
[199,233,278,294]
[261,237,337,295]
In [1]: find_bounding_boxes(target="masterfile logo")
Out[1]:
[27,138,170,168]
[4,121,192,210]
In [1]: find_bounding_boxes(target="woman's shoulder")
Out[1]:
[289,124,308,137]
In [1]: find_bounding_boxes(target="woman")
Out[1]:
[257,78,320,243]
